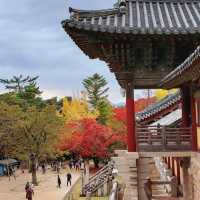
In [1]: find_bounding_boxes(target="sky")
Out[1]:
[0,0,143,104]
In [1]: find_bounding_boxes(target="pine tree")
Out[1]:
[82,73,109,109]
[0,75,40,94]
[0,75,44,109]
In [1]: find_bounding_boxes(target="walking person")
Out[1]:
[75,162,79,171]
[41,164,46,174]
[57,175,61,188]
[26,186,34,200]
[68,161,72,170]
[66,172,72,186]
[12,168,16,180]
[25,182,30,192]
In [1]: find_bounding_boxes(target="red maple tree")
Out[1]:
[58,118,126,167]
[135,97,156,112]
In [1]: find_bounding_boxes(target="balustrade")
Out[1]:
[82,161,114,196]
[137,126,192,151]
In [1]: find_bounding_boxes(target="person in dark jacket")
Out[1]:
[25,182,30,192]
[57,175,61,188]
[66,172,72,186]
[26,187,34,200]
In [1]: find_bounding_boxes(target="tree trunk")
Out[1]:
[93,157,99,168]
[30,155,38,185]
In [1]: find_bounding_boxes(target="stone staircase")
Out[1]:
[112,150,139,200]
[82,161,114,197]
[112,151,181,200]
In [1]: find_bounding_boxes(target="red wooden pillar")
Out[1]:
[181,86,191,127]
[126,82,136,152]
[191,94,198,151]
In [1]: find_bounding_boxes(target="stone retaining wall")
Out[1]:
[191,153,200,200]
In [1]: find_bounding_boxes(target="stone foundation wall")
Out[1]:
[191,153,200,200]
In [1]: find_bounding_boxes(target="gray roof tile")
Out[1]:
[161,45,200,86]
[136,91,181,122]
[62,0,200,35]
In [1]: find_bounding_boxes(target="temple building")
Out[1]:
[62,0,200,199]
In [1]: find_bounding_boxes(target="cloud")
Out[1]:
[0,0,143,104]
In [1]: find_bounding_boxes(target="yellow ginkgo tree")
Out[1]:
[60,96,99,122]
[154,89,178,101]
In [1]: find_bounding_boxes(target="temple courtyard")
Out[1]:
[0,168,80,200]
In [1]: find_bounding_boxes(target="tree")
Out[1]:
[135,97,156,112]
[0,103,22,158]
[58,119,126,168]
[0,75,40,94]
[60,96,98,122]
[82,73,109,109]
[0,75,46,110]
[154,89,178,101]
[154,89,169,101]
[0,103,62,185]
[96,99,113,125]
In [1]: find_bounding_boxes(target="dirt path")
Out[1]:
[0,168,80,200]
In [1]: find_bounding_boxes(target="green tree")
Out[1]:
[0,75,45,109]
[82,74,112,124]
[82,73,109,109]
[0,103,62,185]
[97,99,113,125]
[0,75,40,94]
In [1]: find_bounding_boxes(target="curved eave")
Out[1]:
[161,45,200,89]
[62,19,200,35]
[62,19,102,60]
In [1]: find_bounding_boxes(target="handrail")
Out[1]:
[137,125,192,151]
[89,161,114,182]
[83,161,114,196]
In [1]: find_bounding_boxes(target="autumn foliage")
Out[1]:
[60,97,98,122]
[135,97,156,112]
[58,118,126,159]
[57,91,159,165]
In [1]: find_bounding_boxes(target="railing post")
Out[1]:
[162,126,166,150]
[86,192,91,200]
[170,176,178,197]
[144,178,152,200]
[177,128,181,146]
[148,129,152,145]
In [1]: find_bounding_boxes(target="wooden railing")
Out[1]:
[137,126,192,152]
[82,161,114,196]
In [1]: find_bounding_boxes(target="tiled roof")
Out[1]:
[161,45,200,87]
[62,0,200,35]
[151,108,181,126]
[136,91,181,122]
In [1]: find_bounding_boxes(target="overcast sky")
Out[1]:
[0,0,143,104]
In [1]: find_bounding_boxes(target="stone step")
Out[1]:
[129,182,138,187]
[130,175,138,180]
[130,169,138,173]
[129,166,138,169]
[115,163,137,168]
